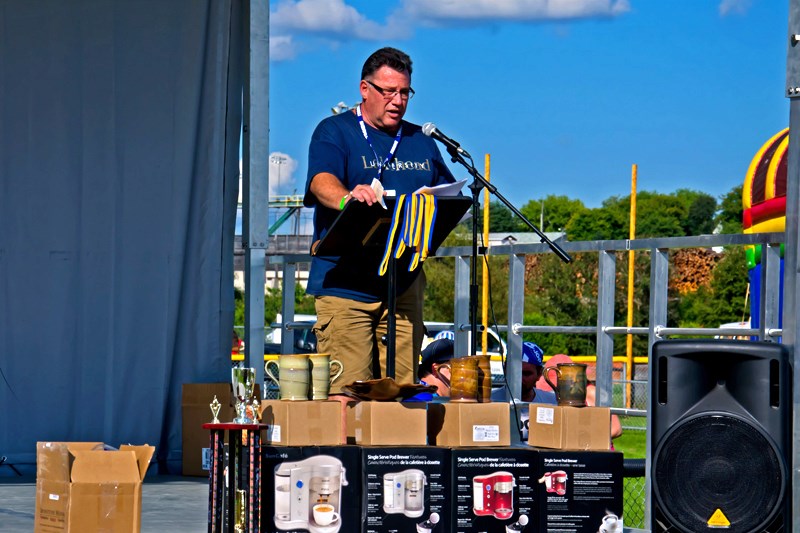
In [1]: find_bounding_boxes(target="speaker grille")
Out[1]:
[653,413,786,533]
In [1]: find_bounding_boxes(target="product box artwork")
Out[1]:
[451,447,538,533]
[362,446,451,533]
[262,446,361,533]
[536,450,624,533]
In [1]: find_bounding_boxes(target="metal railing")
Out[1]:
[267,231,785,529]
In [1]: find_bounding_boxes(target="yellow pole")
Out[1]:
[626,164,637,408]
[482,154,491,354]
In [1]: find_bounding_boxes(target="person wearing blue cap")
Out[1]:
[417,337,455,397]
[521,342,557,404]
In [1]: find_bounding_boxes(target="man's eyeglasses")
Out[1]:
[366,80,415,100]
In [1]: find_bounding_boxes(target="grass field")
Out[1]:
[613,419,647,528]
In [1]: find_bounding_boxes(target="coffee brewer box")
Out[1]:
[260,400,344,446]
[182,383,235,476]
[451,447,540,533]
[34,442,155,533]
[346,401,427,445]
[262,445,361,533]
[361,446,451,533]
[528,405,611,451]
[535,450,624,533]
[428,402,511,447]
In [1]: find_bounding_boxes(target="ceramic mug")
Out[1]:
[543,363,588,407]
[265,354,310,401]
[308,353,344,400]
[464,354,492,402]
[443,356,480,402]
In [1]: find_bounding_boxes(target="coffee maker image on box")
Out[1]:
[383,469,427,518]
[473,472,516,519]
[274,455,348,533]
[538,470,568,495]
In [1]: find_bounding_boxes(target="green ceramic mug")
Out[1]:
[308,353,344,400]
[265,354,310,401]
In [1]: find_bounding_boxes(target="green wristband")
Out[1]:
[339,193,350,210]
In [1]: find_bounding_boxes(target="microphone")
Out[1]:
[422,122,471,158]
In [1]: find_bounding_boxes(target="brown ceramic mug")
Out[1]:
[442,356,480,402]
[464,354,492,402]
[543,363,588,406]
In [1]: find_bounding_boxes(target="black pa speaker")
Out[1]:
[651,340,792,533]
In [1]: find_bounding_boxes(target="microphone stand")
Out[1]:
[445,146,571,354]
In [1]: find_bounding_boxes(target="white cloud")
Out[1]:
[397,0,630,23]
[268,0,631,60]
[719,0,752,16]
[269,152,299,196]
[271,0,408,40]
[270,35,297,61]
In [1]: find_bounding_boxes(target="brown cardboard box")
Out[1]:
[528,404,611,450]
[427,402,511,446]
[181,383,234,476]
[260,400,343,445]
[34,442,155,533]
[346,401,427,445]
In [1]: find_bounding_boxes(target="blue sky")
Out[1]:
[266,0,789,209]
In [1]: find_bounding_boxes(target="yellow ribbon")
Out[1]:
[378,193,438,276]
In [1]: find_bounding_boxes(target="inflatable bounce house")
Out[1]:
[743,127,789,331]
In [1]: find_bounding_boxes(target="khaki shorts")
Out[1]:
[313,272,426,394]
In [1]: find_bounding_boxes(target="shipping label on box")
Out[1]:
[362,446,451,533]
[262,446,361,533]
[528,405,611,451]
[428,403,510,447]
[451,447,539,533]
[536,450,624,533]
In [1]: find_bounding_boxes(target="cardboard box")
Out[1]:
[346,402,427,445]
[260,400,343,445]
[261,446,361,533]
[34,442,155,533]
[528,405,611,450]
[362,446,451,533]
[182,383,235,476]
[451,447,540,532]
[428,402,511,447]
[535,450,624,533]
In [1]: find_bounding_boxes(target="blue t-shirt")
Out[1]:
[303,111,457,302]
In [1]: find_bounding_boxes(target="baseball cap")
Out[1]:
[521,341,544,366]
[419,338,455,378]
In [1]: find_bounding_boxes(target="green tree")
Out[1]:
[520,195,586,233]
[716,185,743,235]
[485,201,524,232]
[676,189,717,235]
[677,247,749,326]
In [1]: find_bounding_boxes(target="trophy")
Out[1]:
[231,367,256,423]
[209,395,222,423]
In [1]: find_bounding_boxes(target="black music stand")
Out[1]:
[313,196,471,378]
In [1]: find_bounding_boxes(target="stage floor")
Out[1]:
[0,475,209,532]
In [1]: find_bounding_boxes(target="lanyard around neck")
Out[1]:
[356,104,402,182]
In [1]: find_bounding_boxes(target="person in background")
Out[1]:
[536,353,623,439]
[520,342,557,404]
[412,335,455,401]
